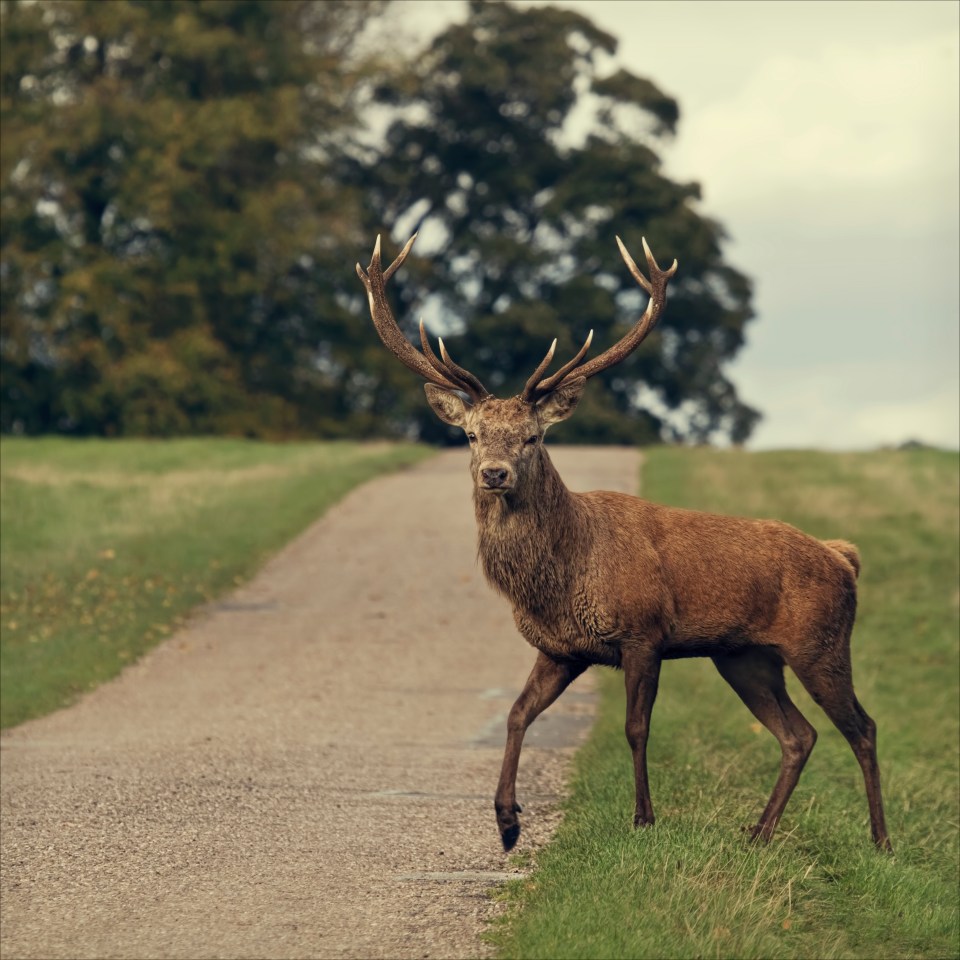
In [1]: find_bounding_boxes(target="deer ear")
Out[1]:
[536,377,585,426]
[424,384,469,427]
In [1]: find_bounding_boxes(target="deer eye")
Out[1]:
[525,435,539,446]
[467,433,477,443]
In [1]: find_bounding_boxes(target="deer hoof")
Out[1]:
[632,813,655,829]
[743,823,772,844]
[496,801,523,850]
[501,822,521,851]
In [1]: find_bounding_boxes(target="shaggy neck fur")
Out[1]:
[473,447,588,618]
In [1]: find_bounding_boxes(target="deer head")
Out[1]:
[355,234,677,497]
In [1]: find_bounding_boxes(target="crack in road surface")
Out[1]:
[1,446,640,960]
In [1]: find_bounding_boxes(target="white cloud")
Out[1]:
[737,361,960,450]
[664,34,959,236]
[850,390,960,450]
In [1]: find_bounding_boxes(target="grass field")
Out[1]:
[0,437,431,729]
[490,447,959,960]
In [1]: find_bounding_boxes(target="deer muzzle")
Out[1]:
[479,463,513,493]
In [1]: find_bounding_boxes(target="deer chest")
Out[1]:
[512,596,623,667]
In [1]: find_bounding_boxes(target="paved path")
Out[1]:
[1,446,640,959]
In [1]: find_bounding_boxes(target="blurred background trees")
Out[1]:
[1,0,760,444]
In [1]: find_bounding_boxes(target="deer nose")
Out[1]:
[480,465,512,488]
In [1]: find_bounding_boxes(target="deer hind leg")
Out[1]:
[494,652,588,851]
[713,648,817,842]
[785,644,892,851]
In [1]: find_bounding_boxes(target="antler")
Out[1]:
[521,236,677,403]
[356,235,491,402]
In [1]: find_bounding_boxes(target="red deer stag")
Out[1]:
[356,234,892,853]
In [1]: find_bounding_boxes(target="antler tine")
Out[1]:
[438,338,491,400]
[419,320,491,399]
[357,234,488,400]
[552,236,676,387]
[522,332,594,402]
[616,235,654,294]
[616,235,677,298]
[383,232,418,283]
[419,319,450,377]
[521,236,677,403]
[638,235,678,281]
[536,329,594,394]
[521,339,557,401]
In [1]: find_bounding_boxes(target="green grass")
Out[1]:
[0,437,432,729]
[490,447,960,960]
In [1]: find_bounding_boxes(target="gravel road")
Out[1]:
[1,445,640,960]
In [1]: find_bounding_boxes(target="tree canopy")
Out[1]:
[1,0,761,444]
[1,0,387,436]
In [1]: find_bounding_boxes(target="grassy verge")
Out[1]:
[490,448,959,960]
[0,437,431,729]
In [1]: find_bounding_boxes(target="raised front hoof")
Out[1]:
[496,802,523,852]
[632,813,655,829]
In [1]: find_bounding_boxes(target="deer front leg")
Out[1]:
[622,644,662,828]
[494,652,588,851]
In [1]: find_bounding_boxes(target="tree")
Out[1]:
[361,0,760,445]
[1,0,389,436]
[2,0,761,445]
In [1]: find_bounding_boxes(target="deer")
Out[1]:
[355,233,892,854]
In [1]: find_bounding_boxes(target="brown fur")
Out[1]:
[360,232,889,854]
[424,389,891,853]
[824,539,862,577]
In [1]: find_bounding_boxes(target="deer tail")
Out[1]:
[824,539,861,579]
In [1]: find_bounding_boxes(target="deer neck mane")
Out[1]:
[473,447,585,614]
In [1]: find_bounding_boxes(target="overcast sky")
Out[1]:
[398,0,959,450]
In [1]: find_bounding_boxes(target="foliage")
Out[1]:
[2,0,760,444]
[490,448,959,959]
[365,0,760,445]
[0,436,431,727]
[1,0,388,437]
